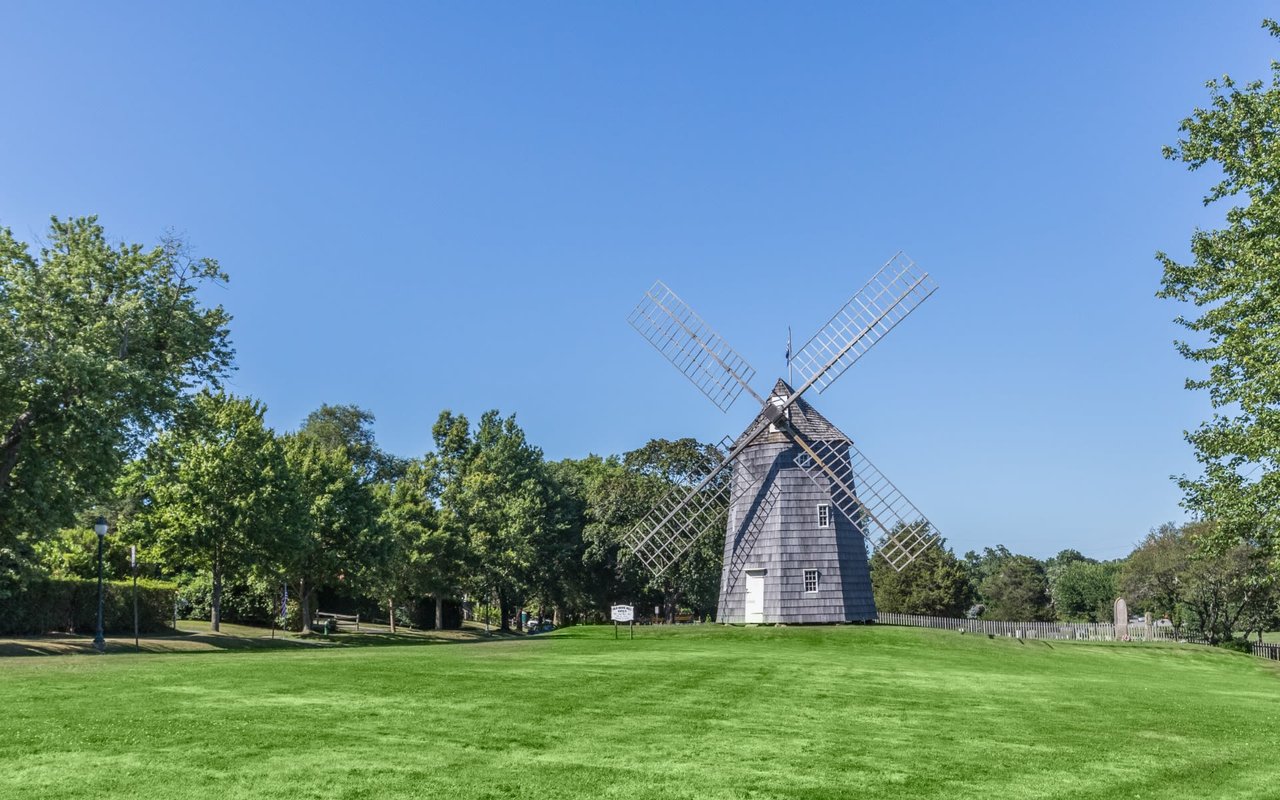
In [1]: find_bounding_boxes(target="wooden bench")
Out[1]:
[314,612,360,634]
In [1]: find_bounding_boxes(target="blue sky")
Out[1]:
[1,3,1273,559]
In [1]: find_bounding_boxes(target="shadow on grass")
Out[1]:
[0,623,545,658]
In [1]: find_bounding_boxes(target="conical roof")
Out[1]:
[733,379,850,447]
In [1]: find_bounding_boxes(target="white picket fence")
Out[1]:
[876,612,1179,642]
[876,613,1280,660]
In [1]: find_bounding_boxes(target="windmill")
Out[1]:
[625,253,942,624]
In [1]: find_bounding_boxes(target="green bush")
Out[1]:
[176,574,286,625]
[1218,637,1255,654]
[0,577,176,635]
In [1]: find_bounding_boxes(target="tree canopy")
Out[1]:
[1158,19,1280,569]
[0,218,232,592]
[120,391,297,631]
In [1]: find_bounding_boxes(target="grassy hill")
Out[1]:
[1,624,1277,799]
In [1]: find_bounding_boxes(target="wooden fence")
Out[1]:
[876,612,1179,642]
[877,613,1280,661]
[1252,641,1280,661]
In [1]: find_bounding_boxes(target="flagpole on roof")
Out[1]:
[786,326,793,388]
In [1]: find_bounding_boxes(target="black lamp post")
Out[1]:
[92,515,108,653]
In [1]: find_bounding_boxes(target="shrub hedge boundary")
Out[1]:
[0,578,177,636]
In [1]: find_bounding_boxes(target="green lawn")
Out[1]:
[2,625,1278,799]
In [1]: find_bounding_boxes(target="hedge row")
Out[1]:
[0,577,177,636]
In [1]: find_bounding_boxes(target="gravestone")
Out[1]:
[1114,598,1129,639]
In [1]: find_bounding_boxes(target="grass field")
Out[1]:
[2,625,1279,800]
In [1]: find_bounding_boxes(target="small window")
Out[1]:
[817,503,831,528]
[804,569,819,593]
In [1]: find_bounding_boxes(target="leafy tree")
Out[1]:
[623,438,727,622]
[33,518,137,581]
[1179,534,1272,644]
[0,218,232,592]
[1120,522,1194,629]
[283,434,383,633]
[435,410,550,632]
[871,534,975,617]
[1052,560,1120,622]
[120,392,296,631]
[978,554,1054,621]
[1121,520,1275,642]
[962,545,1014,592]
[568,454,653,617]
[297,404,406,483]
[375,457,466,630]
[1157,19,1280,568]
[531,459,593,624]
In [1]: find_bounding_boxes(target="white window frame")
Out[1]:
[817,503,831,528]
[803,569,819,593]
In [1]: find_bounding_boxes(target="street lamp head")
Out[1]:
[94,516,108,538]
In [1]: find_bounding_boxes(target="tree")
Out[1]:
[568,454,654,618]
[531,459,593,625]
[375,457,466,630]
[435,410,550,632]
[0,218,232,592]
[1180,540,1271,644]
[297,404,406,483]
[978,554,1054,621]
[1052,561,1120,622]
[963,545,1014,592]
[1119,522,1192,628]
[283,434,383,633]
[1157,19,1280,568]
[623,438,727,622]
[120,392,296,631]
[1121,520,1276,642]
[871,534,975,617]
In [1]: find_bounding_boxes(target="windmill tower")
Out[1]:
[625,253,942,623]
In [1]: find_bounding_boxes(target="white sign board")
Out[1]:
[611,605,634,622]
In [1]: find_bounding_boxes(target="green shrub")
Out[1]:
[0,578,176,635]
[176,574,285,625]
[1218,637,1254,654]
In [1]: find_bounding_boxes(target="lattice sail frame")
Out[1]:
[624,253,943,577]
[790,253,938,394]
[628,281,758,413]
[721,455,778,593]
[792,437,939,572]
[623,438,735,576]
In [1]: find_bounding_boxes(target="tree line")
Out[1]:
[871,525,1279,643]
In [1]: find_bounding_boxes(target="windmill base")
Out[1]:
[715,438,878,625]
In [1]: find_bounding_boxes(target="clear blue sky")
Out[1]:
[1,3,1272,560]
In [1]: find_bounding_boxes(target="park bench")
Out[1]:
[313,612,360,634]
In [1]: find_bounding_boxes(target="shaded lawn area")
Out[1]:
[0,619,512,657]
[1,624,1278,799]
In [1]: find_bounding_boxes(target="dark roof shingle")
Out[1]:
[733,378,850,447]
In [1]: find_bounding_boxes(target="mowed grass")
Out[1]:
[2,625,1279,800]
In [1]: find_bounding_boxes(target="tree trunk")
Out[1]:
[299,578,313,634]
[0,409,35,493]
[552,606,562,627]
[388,598,396,633]
[498,593,511,633]
[435,595,444,631]
[210,562,223,633]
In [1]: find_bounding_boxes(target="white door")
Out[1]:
[744,569,766,623]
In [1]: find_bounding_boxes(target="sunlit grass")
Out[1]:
[1,624,1277,799]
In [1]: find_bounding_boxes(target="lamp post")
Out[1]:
[92,516,108,653]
